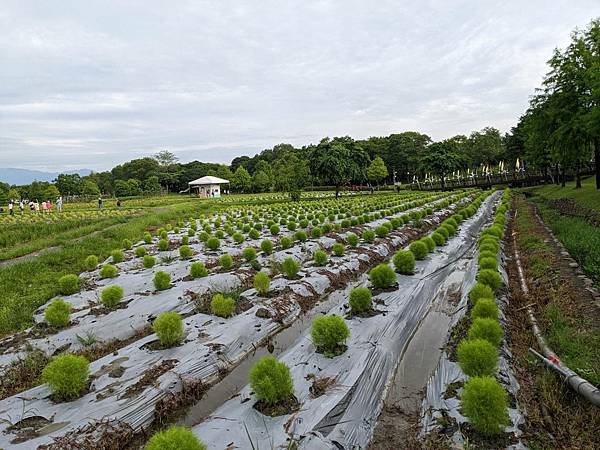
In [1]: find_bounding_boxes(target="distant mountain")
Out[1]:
[0,168,92,186]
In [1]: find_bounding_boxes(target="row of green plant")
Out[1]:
[455,189,511,437]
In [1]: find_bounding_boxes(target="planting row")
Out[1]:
[0,194,482,448]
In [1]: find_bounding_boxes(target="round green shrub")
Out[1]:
[181,235,189,246]
[282,257,301,279]
[375,225,389,238]
[349,287,372,313]
[84,255,98,271]
[135,246,147,258]
[242,247,257,262]
[206,237,220,251]
[153,271,171,291]
[190,262,208,278]
[197,231,209,242]
[478,250,497,263]
[249,356,294,406]
[362,229,376,243]
[58,274,80,295]
[393,250,415,274]
[311,227,322,238]
[111,249,124,263]
[295,230,307,242]
[153,311,184,347]
[471,298,499,320]
[479,242,498,254]
[270,224,280,235]
[220,253,233,269]
[254,271,270,295]
[332,243,345,256]
[247,228,259,240]
[45,299,71,327]
[101,285,124,308]
[468,318,503,347]
[479,257,497,270]
[469,282,494,304]
[369,264,396,289]
[158,239,169,251]
[143,232,152,244]
[211,294,235,318]
[122,239,132,250]
[146,426,206,450]
[143,255,156,269]
[346,233,359,247]
[457,339,498,377]
[409,241,428,260]
[260,239,273,254]
[313,249,328,266]
[280,236,293,249]
[436,226,449,239]
[431,231,446,246]
[461,376,509,436]
[233,232,245,243]
[100,264,118,279]
[179,245,193,259]
[477,269,502,291]
[287,221,297,231]
[422,236,436,252]
[42,354,89,400]
[311,315,350,356]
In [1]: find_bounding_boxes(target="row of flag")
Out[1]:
[413,159,523,183]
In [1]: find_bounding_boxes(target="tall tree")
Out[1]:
[367,156,388,187]
[420,140,464,190]
[273,152,310,200]
[230,166,252,193]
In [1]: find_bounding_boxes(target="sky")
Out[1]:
[1,0,599,172]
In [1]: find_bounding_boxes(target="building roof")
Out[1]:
[188,176,230,185]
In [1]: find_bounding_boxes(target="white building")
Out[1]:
[188,176,230,198]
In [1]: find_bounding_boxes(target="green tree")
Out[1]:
[310,136,370,198]
[153,150,182,193]
[114,179,130,197]
[252,170,271,192]
[81,180,101,197]
[44,184,60,200]
[230,166,252,193]
[54,174,82,196]
[127,179,142,196]
[367,156,388,187]
[143,175,161,195]
[273,152,310,200]
[7,187,20,201]
[420,140,464,190]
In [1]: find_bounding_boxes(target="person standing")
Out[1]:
[98,197,103,209]
[8,200,14,216]
[56,196,63,212]
[19,200,24,214]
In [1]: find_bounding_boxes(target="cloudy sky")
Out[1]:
[1,1,598,172]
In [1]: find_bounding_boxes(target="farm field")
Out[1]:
[0,188,597,449]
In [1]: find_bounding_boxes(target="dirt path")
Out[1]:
[504,196,600,449]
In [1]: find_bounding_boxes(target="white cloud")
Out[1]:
[0,0,599,171]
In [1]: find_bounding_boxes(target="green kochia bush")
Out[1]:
[471,298,499,320]
[469,283,494,304]
[135,246,147,258]
[190,262,208,278]
[311,315,350,356]
[211,294,235,317]
[206,237,220,250]
[45,299,71,327]
[282,257,301,279]
[369,264,396,289]
[143,232,152,244]
[393,250,415,274]
[153,311,184,347]
[479,257,497,270]
[409,240,428,260]
[122,239,132,250]
[58,274,80,295]
[84,255,98,271]
[461,376,509,436]
[260,239,273,254]
[477,269,502,291]
[362,229,376,243]
[101,285,124,308]
[42,354,89,400]
[422,236,436,252]
[100,264,118,278]
[349,287,372,313]
[313,249,328,266]
[431,231,446,246]
[346,233,359,247]
[154,271,171,291]
[143,255,156,269]
[332,243,345,256]
[457,339,498,376]
[249,356,294,406]
[254,271,270,295]
[111,249,124,263]
[158,239,169,251]
[145,426,207,450]
[242,247,257,261]
[179,245,193,259]
[280,236,293,249]
[468,318,503,347]
[220,253,233,269]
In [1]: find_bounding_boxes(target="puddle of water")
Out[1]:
[179,284,357,427]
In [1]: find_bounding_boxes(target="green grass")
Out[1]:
[525,176,600,212]
[0,200,219,334]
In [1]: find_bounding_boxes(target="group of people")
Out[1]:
[2,196,63,215]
